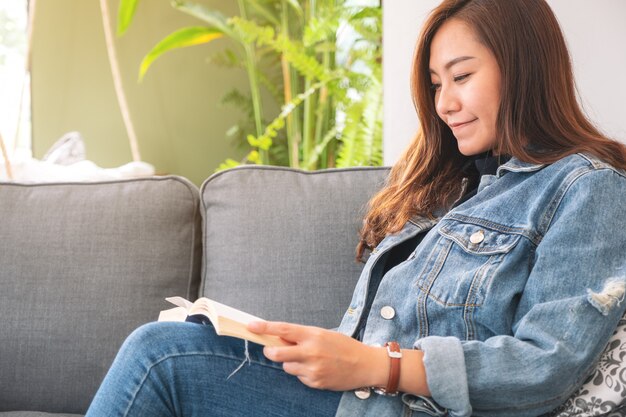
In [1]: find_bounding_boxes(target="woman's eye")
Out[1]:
[430,74,469,91]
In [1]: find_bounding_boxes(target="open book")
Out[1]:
[158,296,290,347]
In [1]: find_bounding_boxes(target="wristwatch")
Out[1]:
[374,341,402,396]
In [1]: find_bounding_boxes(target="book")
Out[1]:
[158,296,290,347]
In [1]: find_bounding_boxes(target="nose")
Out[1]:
[435,85,460,118]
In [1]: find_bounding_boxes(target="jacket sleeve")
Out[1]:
[414,168,626,417]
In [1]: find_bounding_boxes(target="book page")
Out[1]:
[164,296,194,310]
[159,296,290,346]
[206,299,265,324]
[158,306,188,322]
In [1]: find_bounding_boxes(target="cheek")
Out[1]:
[475,87,500,127]
[468,72,500,121]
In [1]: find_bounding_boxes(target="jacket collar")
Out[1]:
[496,157,546,178]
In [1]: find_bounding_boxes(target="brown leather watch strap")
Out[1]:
[379,341,402,396]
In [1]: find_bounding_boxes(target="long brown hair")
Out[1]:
[357,0,626,260]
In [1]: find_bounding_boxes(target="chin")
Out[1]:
[456,139,494,157]
[457,146,486,157]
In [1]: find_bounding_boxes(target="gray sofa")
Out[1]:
[0,166,389,416]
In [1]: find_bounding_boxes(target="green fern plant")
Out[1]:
[117,0,382,171]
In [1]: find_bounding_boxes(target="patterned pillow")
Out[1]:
[551,315,626,416]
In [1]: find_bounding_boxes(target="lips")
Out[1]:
[449,119,477,129]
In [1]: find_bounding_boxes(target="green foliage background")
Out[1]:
[119,0,382,171]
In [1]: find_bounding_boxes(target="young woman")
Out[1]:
[86,1,626,416]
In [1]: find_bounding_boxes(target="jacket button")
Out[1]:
[380,306,396,320]
[470,230,485,244]
[354,387,371,399]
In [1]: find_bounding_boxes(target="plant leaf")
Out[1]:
[117,0,140,36]
[139,26,223,81]
[229,17,333,82]
[172,1,238,40]
[304,127,338,169]
[243,0,279,26]
[349,6,381,21]
[216,158,241,172]
[336,74,382,168]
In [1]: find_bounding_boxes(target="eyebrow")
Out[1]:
[429,56,476,74]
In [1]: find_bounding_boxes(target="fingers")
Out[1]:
[246,321,267,334]
[263,345,306,363]
[283,361,329,391]
[247,321,310,343]
[282,361,303,376]
[281,361,321,389]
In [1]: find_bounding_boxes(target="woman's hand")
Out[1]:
[247,321,387,391]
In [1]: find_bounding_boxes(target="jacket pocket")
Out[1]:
[438,220,521,256]
[416,219,522,309]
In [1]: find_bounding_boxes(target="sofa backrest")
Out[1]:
[199,166,390,329]
[0,177,202,414]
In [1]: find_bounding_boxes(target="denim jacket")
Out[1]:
[334,153,626,417]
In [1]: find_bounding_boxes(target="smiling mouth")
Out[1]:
[449,119,477,130]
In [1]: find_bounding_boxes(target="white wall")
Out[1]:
[383,0,626,165]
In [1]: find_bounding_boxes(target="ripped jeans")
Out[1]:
[85,321,342,417]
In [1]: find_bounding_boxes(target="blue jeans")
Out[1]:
[85,321,342,417]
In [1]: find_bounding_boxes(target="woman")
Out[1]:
[86,0,626,416]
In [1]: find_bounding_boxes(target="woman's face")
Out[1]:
[429,19,501,156]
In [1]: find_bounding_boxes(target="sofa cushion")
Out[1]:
[199,166,389,329]
[0,176,202,414]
